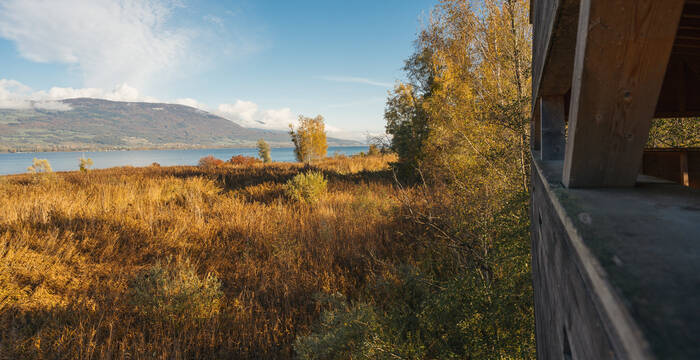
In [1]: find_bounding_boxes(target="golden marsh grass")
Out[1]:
[0,154,419,359]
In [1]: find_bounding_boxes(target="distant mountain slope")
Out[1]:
[0,98,361,152]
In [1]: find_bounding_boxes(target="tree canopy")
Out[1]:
[257,139,272,163]
[299,1,536,358]
[289,115,328,163]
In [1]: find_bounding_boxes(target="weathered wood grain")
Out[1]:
[532,156,700,358]
[563,0,685,187]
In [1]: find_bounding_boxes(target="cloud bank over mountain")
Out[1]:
[0,0,381,141]
[0,80,154,111]
[0,78,365,140]
[216,100,294,130]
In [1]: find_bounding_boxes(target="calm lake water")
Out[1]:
[0,146,369,175]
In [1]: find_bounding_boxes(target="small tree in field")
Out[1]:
[79,157,94,172]
[27,158,52,173]
[257,139,271,163]
[289,115,328,163]
[367,144,380,156]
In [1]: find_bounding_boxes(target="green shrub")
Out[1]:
[285,171,327,204]
[295,225,535,359]
[295,270,433,360]
[129,257,223,326]
[294,293,382,360]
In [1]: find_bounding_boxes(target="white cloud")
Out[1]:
[215,99,363,141]
[174,97,209,110]
[259,108,295,129]
[217,100,259,125]
[0,79,31,95]
[216,100,292,130]
[40,83,155,102]
[0,78,71,110]
[0,0,189,91]
[0,79,31,109]
[33,101,73,111]
[0,79,161,110]
[319,76,393,88]
[324,127,370,142]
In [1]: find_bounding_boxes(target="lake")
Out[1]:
[0,146,369,175]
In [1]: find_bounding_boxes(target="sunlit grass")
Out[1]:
[0,154,410,358]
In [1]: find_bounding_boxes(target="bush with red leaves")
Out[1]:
[198,155,224,168]
[228,155,262,166]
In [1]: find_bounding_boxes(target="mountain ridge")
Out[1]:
[0,98,363,152]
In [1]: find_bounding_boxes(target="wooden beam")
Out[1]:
[538,0,580,98]
[531,0,561,107]
[681,150,690,187]
[531,0,581,116]
[540,96,566,160]
[563,0,686,188]
[533,101,542,151]
[654,53,700,118]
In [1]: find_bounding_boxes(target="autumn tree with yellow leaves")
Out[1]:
[297,1,536,358]
[289,115,328,163]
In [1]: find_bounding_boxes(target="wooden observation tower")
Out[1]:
[530,0,699,358]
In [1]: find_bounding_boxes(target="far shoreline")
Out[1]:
[0,143,368,154]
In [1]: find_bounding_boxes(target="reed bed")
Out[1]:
[0,154,417,359]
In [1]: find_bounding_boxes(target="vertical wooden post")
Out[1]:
[533,101,542,151]
[540,96,567,160]
[680,150,690,187]
[562,0,685,188]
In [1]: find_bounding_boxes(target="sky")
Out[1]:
[0,0,438,140]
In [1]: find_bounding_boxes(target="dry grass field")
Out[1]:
[0,154,419,359]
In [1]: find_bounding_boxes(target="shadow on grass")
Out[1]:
[0,211,173,265]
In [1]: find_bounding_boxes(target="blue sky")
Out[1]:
[0,0,438,139]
